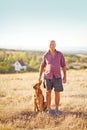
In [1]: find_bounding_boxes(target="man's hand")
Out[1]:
[63,76,66,83]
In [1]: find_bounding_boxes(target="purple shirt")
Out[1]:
[41,50,66,79]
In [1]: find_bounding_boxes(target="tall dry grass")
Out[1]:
[0,70,87,130]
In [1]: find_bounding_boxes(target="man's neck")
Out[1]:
[50,49,56,55]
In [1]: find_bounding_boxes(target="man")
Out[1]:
[38,40,66,115]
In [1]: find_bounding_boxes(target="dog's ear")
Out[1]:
[33,83,38,89]
[33,80,42,89]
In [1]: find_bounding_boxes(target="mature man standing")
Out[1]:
[38,40,66,115]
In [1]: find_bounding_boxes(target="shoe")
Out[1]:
[55,110,62,116]
[46,109,52,116]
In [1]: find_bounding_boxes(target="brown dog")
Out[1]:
[33,80,47,112]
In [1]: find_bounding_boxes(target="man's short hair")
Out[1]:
[50,40,56,43]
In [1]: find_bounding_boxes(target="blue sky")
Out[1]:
[0,0,87,52]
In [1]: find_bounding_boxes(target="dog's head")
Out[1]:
[33,80,42,90]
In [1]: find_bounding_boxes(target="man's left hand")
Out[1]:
[63,77,66,83]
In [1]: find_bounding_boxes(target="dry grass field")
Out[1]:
[0,69,87,130]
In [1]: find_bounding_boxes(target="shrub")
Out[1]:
[79,65,87,69]
[67,65,75,70]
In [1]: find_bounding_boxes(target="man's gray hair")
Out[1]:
[50,40,56,43]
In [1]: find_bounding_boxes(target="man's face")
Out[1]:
[49,42,56,51]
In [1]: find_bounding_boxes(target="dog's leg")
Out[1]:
[40,101,43,112]
[36,103,39,112]
[34,99,39,112]
[39,96,44,112]
[43,102,47,111]
[34,99,37,112]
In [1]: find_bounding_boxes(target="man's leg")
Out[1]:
[46,90,51,110]
[55,92,60,110]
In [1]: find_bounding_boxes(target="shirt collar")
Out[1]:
[47,49,57,54]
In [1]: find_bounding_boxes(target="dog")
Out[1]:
[33,80,47,112]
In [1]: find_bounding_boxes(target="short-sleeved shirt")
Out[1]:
[41,50,66,79]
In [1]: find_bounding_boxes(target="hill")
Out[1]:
[0,69,87,130]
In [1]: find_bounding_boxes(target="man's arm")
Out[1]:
[62,66,66,83]
[38,66,44,81]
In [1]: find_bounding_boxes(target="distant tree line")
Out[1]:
[0,49,87,73]
[0,50,44,73]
